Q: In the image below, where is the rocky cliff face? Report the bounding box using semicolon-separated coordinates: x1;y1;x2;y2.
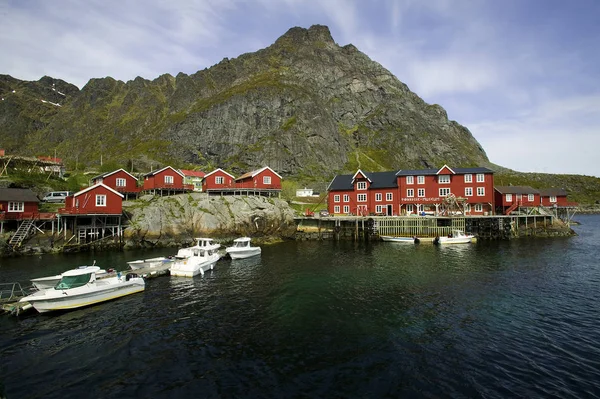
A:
1;25;489;180
123;193;297;247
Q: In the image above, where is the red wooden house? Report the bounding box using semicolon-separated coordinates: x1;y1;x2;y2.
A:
327;165;495;216
235;167;282;191
202;168;236;193
60;183;124;215
142;166;193;195
538;188;577;208
0;188;40;220
494;186;541;215
91;169;141;198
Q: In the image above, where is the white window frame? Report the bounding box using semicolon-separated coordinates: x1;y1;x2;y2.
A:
475;204;483;212
334;195;340;203
506;194;513;202
417;175;425;184
343;194;350;202
439;188;451;197
116;178;126;187
406;176;414;184
406;204;414;213
550;196;557;203
215;176;224;185
357;181;367;190
263;176;271;185
465;187;473;197
375;193;382;202
334;205;340;214
476;173;485;183
418;188;425;198
528;194;534;202
357;194;367;202
464;174;472;183
8;202;24;212
386;192;393;201
375;205;383;213
96;195;106;207
465;204;471;212
343;205;350;214
438;175;450;184
407;189;414;197
477;187;485;196
164;175;174;184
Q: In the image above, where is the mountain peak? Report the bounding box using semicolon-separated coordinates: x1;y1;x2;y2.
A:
276;24;336;47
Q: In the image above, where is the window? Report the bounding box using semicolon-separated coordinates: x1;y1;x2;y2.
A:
215;176;224;185
375;193;382;201
261;176;271;185
465;187;473;197
464;174;472;183
375;205;383;213
116;178;126;187
406;204;414;213
438;175;450;184
8;202;24;212
439;188;451;197
357;194;367;202
476;173;485;182
343;205;350;214
96;195;106;206
343;194;349;202
357;181;367;190
550;196;557;203
417;175;425;184
477;187;485;196
418;188;425;197
475;204;483;212
407;189;414;197
528;194;534;202
334;205;340;214
465;204;471;212
164;175;174;184
406;176;414;184
506;194;513;202
334;195;340;203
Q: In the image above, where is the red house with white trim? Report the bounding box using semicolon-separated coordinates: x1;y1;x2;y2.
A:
494;186;541;215
235;166;282;191
91;169;141;198
202;168;236;193
0;188;40;220
60;183;124;215
538;188;576;207
327;165;496;216
142;166;193;194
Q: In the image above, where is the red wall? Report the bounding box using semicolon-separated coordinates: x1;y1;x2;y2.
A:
0;200;39;218
64;186;122;214
143;168;184;190
95;170;139;193
203;170;235;191
236;169;281;189
540;195;568;207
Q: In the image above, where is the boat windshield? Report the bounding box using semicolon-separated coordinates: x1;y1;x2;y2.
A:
234;241;248;248
54;273;92;290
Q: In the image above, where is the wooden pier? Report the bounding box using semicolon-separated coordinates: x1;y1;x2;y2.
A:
295;214;561;241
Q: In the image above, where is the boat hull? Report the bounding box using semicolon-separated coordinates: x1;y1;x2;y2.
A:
23;277;145;313
226;248;262;259
128;257;172;270
169;256;220;277
380;236;419;244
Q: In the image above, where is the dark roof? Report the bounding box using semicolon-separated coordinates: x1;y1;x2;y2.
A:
0;188;40;202
538;188;567;197
494;186;540;194
328;171;399;191
396;167;494;176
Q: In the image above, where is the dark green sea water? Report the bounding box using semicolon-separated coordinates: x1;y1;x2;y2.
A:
1;215;599;398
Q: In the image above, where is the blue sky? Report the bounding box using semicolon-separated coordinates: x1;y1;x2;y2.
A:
2;0;599;177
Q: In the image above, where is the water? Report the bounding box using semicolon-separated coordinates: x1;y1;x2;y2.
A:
1;216;600;398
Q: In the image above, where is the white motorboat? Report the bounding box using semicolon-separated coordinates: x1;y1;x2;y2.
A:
30;264;111;290
380;235;421;244
127;256;173;270
225;237;262;259
20;266;145;313
170;238;222;277
433;230;475;245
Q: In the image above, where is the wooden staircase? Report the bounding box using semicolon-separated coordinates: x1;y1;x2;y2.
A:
504;201;520;215
9;219;35;247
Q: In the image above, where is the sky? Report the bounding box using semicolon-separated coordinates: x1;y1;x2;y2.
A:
1;0;599;177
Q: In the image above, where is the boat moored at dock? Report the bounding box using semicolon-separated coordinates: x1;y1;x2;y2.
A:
225;237;262;259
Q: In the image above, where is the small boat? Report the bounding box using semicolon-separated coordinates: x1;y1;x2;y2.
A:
433;230;475;245
226;237;262;259
30;264;111;290
20;266;145;313
169;238;222;277
380;235;421;244
127;256;173;270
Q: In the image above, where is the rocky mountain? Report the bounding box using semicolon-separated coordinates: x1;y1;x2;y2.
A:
2;25;490;180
